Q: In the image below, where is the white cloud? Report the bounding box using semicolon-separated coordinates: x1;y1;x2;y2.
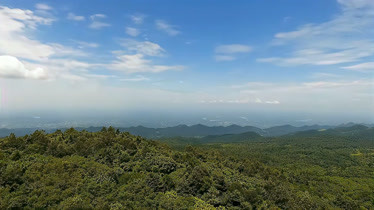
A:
67;12;85;21
234;80;373;92
120;75;150;82
72;40;99;48
302;80;372;88
90;14;106;20
231;82;275;89
20;58;100;81
120;39;165;56
259;0;374;66
0;6;55;61
89;14;110;29
215;55;236;61
230;80;373;112
155;20;180;36
342;62;374;72
265;100;280;104
130;14;145;24
311;72;341;79
0;6;54;27
49;43;89;57
0;55;47;79
89;21;110;29
0;6;105;81
109;53;183;73
199;98;280;105
81;73;116;80
214;44;252;62
125;27;140;37
215;44;252;54
197;79;370;115
109;39;183;73
35;3;52;11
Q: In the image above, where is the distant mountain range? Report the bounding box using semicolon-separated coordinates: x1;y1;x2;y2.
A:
288;124;374;140
162;124;374;144
1;122;372;138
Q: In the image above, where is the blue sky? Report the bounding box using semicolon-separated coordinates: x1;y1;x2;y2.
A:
0;0;373;125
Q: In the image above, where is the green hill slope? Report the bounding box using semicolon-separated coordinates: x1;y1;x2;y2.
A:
200;131;262;143
289;125;374;141
0;127;373;209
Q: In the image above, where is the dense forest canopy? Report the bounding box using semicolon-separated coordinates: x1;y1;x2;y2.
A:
0;126;373;209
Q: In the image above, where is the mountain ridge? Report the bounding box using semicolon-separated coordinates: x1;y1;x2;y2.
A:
0;123;371;138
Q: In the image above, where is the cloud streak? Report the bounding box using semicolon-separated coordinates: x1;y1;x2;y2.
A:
125;27;140;37
342;62;374;72
89;13;110;29
109;53;184;73
258;0;374;67
215;44;252;62
67;12;85;21
120;75;150;82
35;3;52;11
155;20;180;36
119;39;165;56
215;44;252;54
130;14;145;24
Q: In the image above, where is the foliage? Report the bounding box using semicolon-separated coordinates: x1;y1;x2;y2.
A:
0;127;373;209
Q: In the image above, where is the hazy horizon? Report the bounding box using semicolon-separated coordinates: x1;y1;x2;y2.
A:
1;109;373;129
0;0;373;127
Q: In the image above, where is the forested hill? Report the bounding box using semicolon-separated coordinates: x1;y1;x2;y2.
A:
0;124;264;138
1;127;373;209
1;123;368;138
288;124;374;140
160;124;374;145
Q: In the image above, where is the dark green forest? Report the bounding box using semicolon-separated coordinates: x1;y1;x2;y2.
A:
0;126;373;209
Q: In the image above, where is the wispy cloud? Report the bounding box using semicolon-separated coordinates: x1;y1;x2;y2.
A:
35;3;52;10
215;55;236;61
215;44;252;54
302;80;372;88
311;72;341;79
90;14;106;20
130;14;145;24
67;12;85;21
125;27;140;37
258;0;374;66
108;39;184;73
71;40;99;48
119;39;165;56
265;100;280;104
109;53;184;73
223;79;374;112
233;80;373;91
0;6;105;81
199;98;280;105
0;6;55;61
155;20;180;36
89;21;110;29
214;44;252;62
120;75;150;82
89;13;110;29
342;62;374;72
